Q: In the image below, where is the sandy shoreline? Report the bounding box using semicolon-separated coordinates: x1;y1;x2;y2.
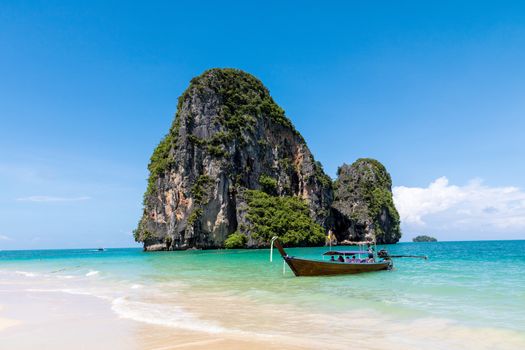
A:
0;305;20;332
0;285;300;350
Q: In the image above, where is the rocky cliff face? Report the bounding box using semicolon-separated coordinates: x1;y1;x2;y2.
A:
134;68;333;250
331;159;401;244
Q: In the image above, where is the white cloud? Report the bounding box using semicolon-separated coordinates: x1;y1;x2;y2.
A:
16;196;91;202
0;234;12;241
393;177;525;234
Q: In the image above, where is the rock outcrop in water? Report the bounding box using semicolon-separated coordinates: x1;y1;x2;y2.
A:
134;69;403;250
134;68;333;250
331;159;401;244
412;235;437;242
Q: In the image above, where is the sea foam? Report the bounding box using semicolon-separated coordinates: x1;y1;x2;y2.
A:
15;271;37;278
111;297;227;334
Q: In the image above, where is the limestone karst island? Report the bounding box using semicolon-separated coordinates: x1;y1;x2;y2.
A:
134;69;401;251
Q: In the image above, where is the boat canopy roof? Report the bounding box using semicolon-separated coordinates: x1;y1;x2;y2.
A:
323;251;369;256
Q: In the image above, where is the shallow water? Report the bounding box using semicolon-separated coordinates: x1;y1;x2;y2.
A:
1;241;524;349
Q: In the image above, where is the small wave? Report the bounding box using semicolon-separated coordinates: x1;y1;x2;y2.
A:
15;271;37;277
57;275;75;279
111;297;227;334
26;288;93;296
85;270;99;277
24;287;113;302
130;284;143;289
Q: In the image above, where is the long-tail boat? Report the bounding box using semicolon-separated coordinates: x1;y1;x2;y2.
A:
270;237;393;277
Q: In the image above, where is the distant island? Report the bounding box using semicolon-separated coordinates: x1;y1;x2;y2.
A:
412;235;437;242
134;68;402;250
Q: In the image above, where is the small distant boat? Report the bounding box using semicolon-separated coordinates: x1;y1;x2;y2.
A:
270;237;392;277
96;248;105;252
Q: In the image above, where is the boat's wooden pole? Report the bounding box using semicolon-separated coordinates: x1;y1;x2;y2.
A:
270;236;288;258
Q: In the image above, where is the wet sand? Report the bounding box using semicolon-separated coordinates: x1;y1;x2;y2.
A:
0;287;300;350
0;305;20;332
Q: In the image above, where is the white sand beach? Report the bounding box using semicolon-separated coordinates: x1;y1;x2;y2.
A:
0;305;20;332
0;281;298;350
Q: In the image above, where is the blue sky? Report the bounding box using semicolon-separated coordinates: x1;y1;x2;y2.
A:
1;1;524;249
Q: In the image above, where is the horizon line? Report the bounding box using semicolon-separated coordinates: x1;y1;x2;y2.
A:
1;238;524;252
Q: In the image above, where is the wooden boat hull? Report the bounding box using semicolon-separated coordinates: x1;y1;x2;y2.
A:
270;237;392;277
284;257;391;276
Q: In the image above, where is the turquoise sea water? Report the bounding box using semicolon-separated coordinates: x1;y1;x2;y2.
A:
1;240;524;349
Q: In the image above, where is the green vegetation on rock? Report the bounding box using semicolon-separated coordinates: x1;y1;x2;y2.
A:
314;160;332;188
188;134;229;158
207;144;228;157
144;117;181;198
224;231;247;248
133;217;154;243
244;190;325;246
258;174;278;195
188;134;206;146
187;175;213;227
367;187;401;237
146;134;173;196
191;175;213;205
187;208;203;226
188;68;301;145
